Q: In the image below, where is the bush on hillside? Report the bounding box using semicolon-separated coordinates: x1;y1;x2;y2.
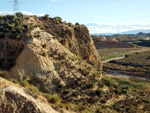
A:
15;12;24;18
68;22;73;27
53;17;62;24
75;22;80;25
43;14;49;20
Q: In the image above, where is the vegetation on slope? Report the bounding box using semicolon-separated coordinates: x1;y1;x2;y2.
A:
0;13;150;113
8;75;150;113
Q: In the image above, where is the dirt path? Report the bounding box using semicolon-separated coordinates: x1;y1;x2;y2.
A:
102;57;125;63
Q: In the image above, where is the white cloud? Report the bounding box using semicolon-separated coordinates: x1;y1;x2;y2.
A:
0;11;45;16
51;0;58;2
86;22;150;33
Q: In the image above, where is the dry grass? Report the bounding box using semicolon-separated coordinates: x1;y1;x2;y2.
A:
98;47;150;61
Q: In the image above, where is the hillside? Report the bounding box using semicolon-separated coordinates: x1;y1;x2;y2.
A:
0;13;150;113
121;29;150;34
37;16;102;67
0;77;59;113
0;13;104;112
92;36;137;48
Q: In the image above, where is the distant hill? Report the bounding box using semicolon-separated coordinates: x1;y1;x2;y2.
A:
91;29;150;35
121;29;150;34
91;33;115;36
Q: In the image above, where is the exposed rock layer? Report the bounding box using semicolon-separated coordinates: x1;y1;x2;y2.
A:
40;18;102;68
0;77;58;113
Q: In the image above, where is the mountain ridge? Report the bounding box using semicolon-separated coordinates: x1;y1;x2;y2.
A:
91;29;150;35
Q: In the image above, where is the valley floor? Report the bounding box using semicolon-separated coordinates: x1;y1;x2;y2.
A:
101;47;150;79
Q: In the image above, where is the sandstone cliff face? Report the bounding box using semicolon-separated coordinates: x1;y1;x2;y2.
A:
10;28;68;93
9;28;100;94
73;26;102;68
39;18;102;68
0;77;58;113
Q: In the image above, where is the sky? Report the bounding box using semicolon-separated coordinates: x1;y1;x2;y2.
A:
0;0;150;33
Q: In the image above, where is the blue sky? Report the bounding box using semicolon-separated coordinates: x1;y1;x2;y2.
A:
0;0;150;33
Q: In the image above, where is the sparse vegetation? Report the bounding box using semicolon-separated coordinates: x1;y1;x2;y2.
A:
104;51;150;77
0;13;33;40
1;14;150;113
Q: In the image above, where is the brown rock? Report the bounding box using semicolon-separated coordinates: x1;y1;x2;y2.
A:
0;85;58;113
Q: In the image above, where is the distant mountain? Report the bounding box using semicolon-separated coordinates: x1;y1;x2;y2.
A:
120;29;150;34
91;33;115;36
91;29;150;36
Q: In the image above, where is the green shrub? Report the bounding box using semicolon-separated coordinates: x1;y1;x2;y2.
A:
121;89;128;94
21;80;39;93
63;89;70;95
0;26;3;31
87;66;92;71
21;80;30;87
24;24;31;31
75;22;80;25
55;20;60;24
40;27;45;31
143;99;150;103
98;82;104;88
10;79;19;84
3;28;9;33
101;78;113;87
16;34;21;39
54;17;62;21
114;89;121;94
43;14;49;20
26;33;31;39
96;89;104;96
68;22;73;27
96;107;103;113
85;83;94;89
49;95;61;104
112;104;117;109
42;43;47;48
16;26;23;33
28;85;39;93
42;52;47;57
15;12;24;18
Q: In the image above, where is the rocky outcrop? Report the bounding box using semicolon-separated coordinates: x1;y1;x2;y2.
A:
0;77;58;113
9;28;100;94
0;86;58;113
10;28;69;93
40;18;102;68
74;26;102;67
